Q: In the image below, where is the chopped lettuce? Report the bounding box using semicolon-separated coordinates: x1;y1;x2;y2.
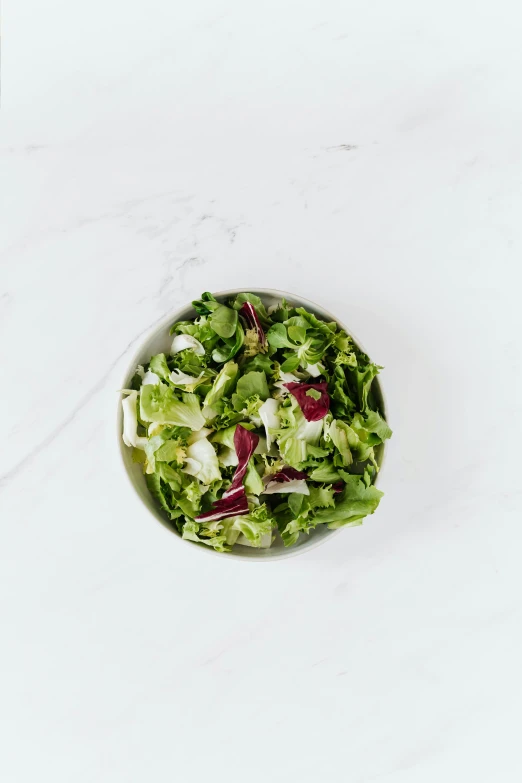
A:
142;370;161;386
284;381;330;421
222;503;274;547
313;475;383;528
171;334;205;356
140;384;206;431
183;438;221;485
235;371;270;402
212;323;244;363
309;462;341;482
259;398;280;449
262;478;309;495
121;292;391;551
122;391;148;449
155;439;187;464
231;292;270;323
244;460;264;495
203;361;239;418
169;368;207;390
149;353;171;382
209;304;238;339
327;419;355;467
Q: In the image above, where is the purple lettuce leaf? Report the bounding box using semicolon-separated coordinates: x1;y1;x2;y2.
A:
240;302;267;347
284;381;330;422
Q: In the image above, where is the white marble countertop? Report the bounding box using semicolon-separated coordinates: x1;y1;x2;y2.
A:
2;2;522;781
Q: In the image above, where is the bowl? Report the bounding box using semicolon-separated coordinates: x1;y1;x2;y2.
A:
117;289;387;560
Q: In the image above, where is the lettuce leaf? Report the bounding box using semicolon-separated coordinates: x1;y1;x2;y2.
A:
313;475;383;528
284;381;330;422
231;292;270;323
140;384;206;431
242;353;274;375
171;334;205;356
149;353;172;383
244;459;264;495
353;410;393;443
266;322;293;349
121;391;148;449
212;323;244;363
191;291;219;316
223;425;260;498
349;361;382;412
327;419;355;467
194;490;249;523
276;398;323;458
203;361;238;415
146;471;174;518
235;371;269;402
209;304;238;339
171;314;220;357
258;398;280;449
154;439;187;464
309;462;341;482
184;438;221;485
231;504;274;546
182;520;228;551
239;302;267;350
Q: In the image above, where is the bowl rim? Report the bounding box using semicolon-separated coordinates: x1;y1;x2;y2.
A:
116;288;388;561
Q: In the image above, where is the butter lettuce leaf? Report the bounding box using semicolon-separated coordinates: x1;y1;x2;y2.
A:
140;384;206;431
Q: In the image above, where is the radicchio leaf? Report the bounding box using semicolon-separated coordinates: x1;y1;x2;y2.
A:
195;425;259;522
194;490;249;522
284;382;330;422
332;481;345;494
262;479;310;495
261;465;309;495
223;425;260;498
269;466;308;483
240;302;267;347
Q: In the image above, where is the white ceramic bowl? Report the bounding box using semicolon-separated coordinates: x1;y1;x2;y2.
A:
117;289;387;560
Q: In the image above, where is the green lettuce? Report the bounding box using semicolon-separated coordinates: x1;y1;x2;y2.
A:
122;292;392;552
191;291;219;316
353;410;393;443
146;471;174;518
225;503;274;546
274;482;338;546
149;353;171;382
328;419;355;467
244;460;264;495
182;519;228;551
203;361;238;416
140;384;206;431
349;361;382;412
184;438;222;485
313;475;383;528
212;323;244;363
309;462;341;482
235;371;269;401
209;304;238;339
276;398;323;466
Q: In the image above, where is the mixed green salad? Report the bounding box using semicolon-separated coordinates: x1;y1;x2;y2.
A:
121;292;392;551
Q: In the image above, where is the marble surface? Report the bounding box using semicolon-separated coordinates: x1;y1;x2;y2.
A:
2;2;522;781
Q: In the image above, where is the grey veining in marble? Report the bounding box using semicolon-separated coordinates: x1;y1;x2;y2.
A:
1;1;522;781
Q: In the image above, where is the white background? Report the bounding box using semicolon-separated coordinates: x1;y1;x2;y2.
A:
1;2;521;781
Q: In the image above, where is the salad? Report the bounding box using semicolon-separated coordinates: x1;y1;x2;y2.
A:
121;292;392;551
